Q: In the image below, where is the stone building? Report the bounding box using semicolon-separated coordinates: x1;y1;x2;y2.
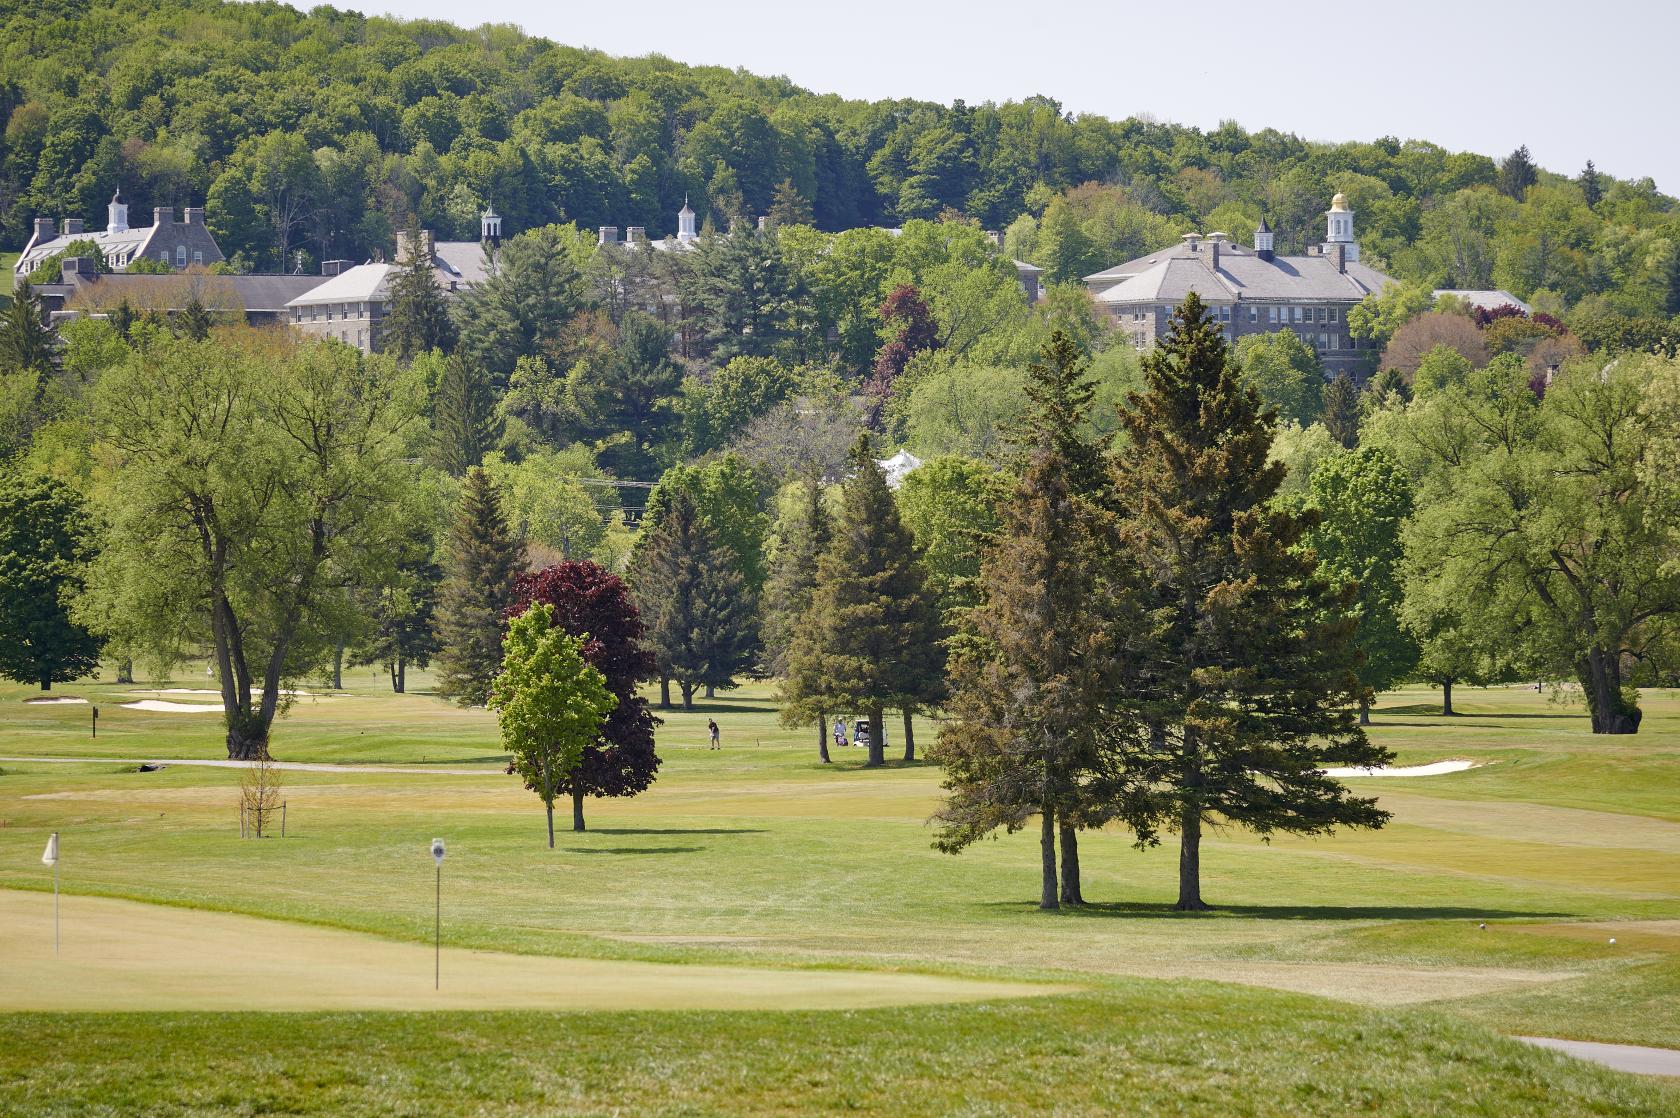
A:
1085;194;1395;376
284;207;501;352
14;191;225;278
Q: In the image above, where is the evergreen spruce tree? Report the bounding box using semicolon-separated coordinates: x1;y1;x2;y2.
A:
1322;371;1360;448
1580;160;1604;208
383;218;457;361
630;490;754;709
433;467;524;705
788;435;944;766
933;329;1127;908
1498;145;1539;200
176;295;212;342
768;473;835;762
0;285;55;374
1112;292;1393;910
430;354;503;477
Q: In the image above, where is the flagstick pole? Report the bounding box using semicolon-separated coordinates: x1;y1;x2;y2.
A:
434;861;440;990
53;857;59;957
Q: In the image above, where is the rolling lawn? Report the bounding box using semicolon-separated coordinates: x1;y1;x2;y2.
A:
0;668;1676;1114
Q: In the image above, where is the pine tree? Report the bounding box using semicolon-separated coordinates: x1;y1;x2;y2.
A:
787;435;944;766
383;217;457;361
0;285;55;374
1111;292;1393;910
1580;160;1604;208
768;473;835;762
767;178;814;228
1498;145;1538;200
684;225;793;363
1322;371;1360;448
430;354;503;477
176;295;212;342
933;329;1126;908
630;490;755;709
433;467;524;705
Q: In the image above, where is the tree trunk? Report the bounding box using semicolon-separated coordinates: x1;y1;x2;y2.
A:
226;720;270;762
116;659;134;685
1441;678;1454;716
1358;693;1371;725
545;800;555;849
901;709;915;762
393;657;406;694
40;679;50;691
817;718;830;764
1059;823;1083;905
332;643;344;690
705;683;715;699
865;707;884;767
1578;648;1641;734
1176;801;1207;911
659;677;671;709
571;787;586;832
1039;805;1059;911
680;681;695;710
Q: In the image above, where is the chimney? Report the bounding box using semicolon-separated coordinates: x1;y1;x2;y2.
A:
1331;243;1347;273
61;217;84;236
1181;232;1202;253
61;256;95;279
984;229;1004;247
153;206;175;226
758;215;770;231
626;226;646;243
420;230;433;258
394;230;410;262
32;217;55;243
598;225;620;245
183;206;204;225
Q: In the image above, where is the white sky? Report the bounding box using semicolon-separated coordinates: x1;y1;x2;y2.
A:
362;0;1676;196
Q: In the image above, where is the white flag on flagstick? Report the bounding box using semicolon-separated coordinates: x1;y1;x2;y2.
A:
41;832;58;866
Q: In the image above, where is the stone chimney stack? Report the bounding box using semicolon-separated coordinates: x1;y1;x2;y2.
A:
1181;232;1202;253
32;217;55;243
394;230;410;262
598;225;620;246
757;215;769;231
420;230;433;258
626;226;646;243
1205;232;1227;272
183;206;204;225
61;217;84;236
153;206;175;226
1331;243;1347;273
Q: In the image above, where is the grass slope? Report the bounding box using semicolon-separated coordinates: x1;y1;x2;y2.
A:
1;668;1677;1112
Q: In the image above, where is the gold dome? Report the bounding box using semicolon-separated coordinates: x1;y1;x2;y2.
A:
1330;192;1350;211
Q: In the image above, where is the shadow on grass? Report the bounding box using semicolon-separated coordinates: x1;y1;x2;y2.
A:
588;827;766;836
568;845;704;856
984;900;1580;922
651;702;779;715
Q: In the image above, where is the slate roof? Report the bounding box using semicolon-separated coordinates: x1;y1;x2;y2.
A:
1093;242;1394;306
432;241;491;286
1435;289;1532;314
285;264;393;306
17;228;154;275
63;272;331;313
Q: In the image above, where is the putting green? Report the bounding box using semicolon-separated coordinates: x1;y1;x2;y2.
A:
0;889;1069;1012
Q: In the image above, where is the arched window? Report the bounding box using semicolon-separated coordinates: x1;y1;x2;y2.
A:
176;245;187;267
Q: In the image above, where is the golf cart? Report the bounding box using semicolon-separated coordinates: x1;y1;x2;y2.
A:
852;718;887;750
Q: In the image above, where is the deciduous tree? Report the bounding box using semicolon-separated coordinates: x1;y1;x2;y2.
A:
0;473;102;690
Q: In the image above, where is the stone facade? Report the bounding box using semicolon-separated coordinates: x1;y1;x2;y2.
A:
15;194;225;278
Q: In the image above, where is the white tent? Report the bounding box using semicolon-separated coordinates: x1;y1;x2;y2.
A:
875;449;923;489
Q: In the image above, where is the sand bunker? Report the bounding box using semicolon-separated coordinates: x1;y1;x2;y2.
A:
121;700;225;714
129;688;319;697
23;697;89;705
1323;760;1479;778
0;890;1066;1013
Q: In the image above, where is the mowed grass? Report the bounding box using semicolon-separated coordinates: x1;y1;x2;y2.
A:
1;668;1678;1113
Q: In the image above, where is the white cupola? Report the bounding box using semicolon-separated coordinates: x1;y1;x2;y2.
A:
480;203;501;245
1253;215;1274;261
108;188;129;233
1323;192;1359;261
677;197;697;243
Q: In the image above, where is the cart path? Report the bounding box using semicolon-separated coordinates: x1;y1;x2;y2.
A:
0;755;504;776
1518;1036;1680;1077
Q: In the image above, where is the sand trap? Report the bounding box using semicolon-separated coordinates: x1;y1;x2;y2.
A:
121;700;225;714
1;755;501;776
0;890;1066;1013
23;697;88;705
1323;760;1479;778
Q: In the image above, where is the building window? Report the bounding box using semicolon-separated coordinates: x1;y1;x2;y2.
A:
1318;332;1328;350
1267;306;1277;325
1292;306;1303;323
193;251;203;266
1330;334;1340;350
1248;305;1257;322
176;245;186;267
1329;307;1339;323
357;330;365;348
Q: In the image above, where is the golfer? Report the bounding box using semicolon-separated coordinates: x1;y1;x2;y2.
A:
708;719;720;750
833;718;848;749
